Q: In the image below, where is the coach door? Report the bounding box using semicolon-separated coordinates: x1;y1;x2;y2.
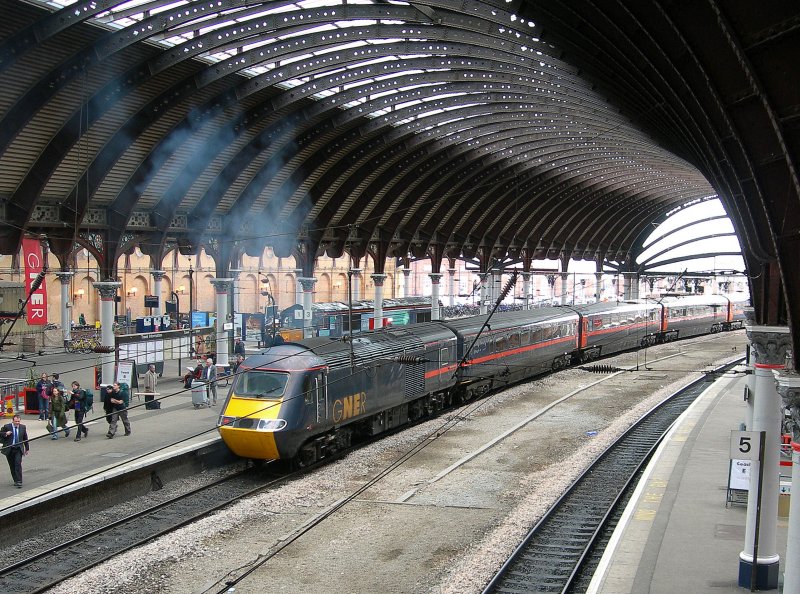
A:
315;371;327;423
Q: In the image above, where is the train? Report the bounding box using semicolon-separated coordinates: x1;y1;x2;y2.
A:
278;296;434;337
217;293;747;464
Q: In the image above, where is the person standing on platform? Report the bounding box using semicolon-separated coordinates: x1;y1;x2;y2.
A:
68;381;89;441
48;386;70;440
78;313;86;326
1;415;29;487
203;358;218;406
234;337;246;358
105;382;131;439
35;372;51;421
143;364;160;409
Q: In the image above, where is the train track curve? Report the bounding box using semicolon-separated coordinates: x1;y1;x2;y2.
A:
482;358;744;594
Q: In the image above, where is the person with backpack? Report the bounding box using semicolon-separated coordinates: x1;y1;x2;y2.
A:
105;382;131;439
68;381;90;441
34;372;51;421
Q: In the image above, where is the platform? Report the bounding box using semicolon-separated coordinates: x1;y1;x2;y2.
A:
0;349;235;518
588;365;789;593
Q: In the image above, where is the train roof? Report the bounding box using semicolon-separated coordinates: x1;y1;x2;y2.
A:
282;296;432;315
441;307;579;335
247;324;452;370
571;301;660;315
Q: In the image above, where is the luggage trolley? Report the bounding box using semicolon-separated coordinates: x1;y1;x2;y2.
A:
190;379;210;409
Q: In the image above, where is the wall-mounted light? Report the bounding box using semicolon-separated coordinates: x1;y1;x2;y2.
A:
177;285;185;294
73;288;85;300
127;287;138;297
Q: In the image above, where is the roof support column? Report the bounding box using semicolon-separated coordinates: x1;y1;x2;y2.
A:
595;272;603;302
401;267;412;298
775;369;800;594
299;277;317;338
739;326;792;589
93;281;120;385
447;268;457;307
150;270;166;316
560;272;569;306
54;271;74;345
210;278;234;367
350;268;362;301
371;274;386;330
429;273;442;321
521;272;531;310
478;273;490;315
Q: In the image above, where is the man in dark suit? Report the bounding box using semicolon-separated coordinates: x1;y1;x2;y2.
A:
1;415;30;487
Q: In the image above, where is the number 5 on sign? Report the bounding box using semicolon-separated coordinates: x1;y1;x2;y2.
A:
730;430;762;461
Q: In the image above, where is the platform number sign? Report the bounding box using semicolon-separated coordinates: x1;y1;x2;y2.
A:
730;430;762;461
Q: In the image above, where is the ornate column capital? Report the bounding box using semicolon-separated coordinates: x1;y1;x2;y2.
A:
428;273;442;284
478;272;490;282
370;273;387;287
54;271;74;284
93;281;121;300
298;277;317;292
350;268;362;277
150;270;166;281
402;268;411;277
210;278;234;293
746;325;792;367
447;268;457;275
520;271;531;280
774;369;800;409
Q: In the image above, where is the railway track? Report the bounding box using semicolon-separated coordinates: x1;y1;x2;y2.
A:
0;466;285;594
483;358;743;594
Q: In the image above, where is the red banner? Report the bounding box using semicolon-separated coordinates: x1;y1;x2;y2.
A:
22;238;47;325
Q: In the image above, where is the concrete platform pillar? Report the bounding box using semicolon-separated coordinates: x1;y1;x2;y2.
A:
521;272;531;310
54;271;74;344
429;273;442;320
371;274;386;329
739;325;791;589
93;281;120;385
210;278;233;367
774;368;800;593
298;277;317;338
150;270;166;316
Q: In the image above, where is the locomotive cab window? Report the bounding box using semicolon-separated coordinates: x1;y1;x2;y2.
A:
440;348;448;367
233;371;289;399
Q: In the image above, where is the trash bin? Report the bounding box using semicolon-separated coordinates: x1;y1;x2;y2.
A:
190;380;209;409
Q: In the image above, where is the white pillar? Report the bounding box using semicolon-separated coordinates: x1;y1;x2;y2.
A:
93;281;120;385
371;274;386;329
350;268;362;301
150;270;166;316
54;271;74;344
447;268;456;307
479;273;490;315
521;272;532;310
739;326;791;589
560;272;569;306
294;269;303;306
210;278;234;367
299;277;317;338
595;272;603;302
429;273;442;320
774;369;800;593
402;268;411;298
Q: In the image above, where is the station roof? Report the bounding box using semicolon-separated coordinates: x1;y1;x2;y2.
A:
0;1;798;343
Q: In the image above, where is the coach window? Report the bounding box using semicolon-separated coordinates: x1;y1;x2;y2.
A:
304;376;314;405
440;347;448;367
509;332;520;349
520;330;530;345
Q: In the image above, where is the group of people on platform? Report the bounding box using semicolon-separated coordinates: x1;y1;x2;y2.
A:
3;340;251;488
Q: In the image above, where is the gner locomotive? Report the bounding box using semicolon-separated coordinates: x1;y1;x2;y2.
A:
217;294;746;464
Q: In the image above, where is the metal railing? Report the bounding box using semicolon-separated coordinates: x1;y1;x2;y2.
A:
0;378;27;415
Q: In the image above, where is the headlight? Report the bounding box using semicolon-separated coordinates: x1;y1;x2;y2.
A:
257;418;287;431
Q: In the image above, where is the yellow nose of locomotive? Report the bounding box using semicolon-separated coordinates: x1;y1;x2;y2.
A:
217;397;286;460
